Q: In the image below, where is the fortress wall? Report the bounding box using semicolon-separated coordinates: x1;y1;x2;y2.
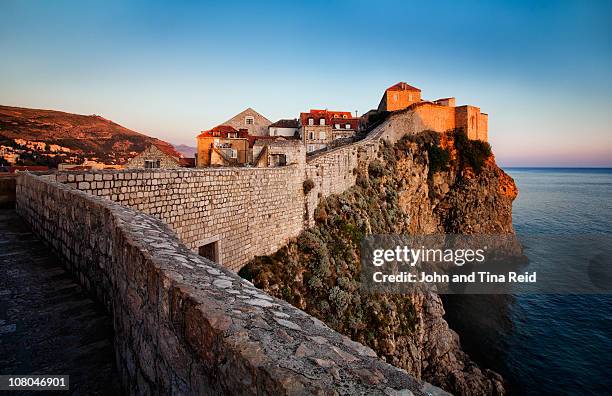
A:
455;106;488;141
16;172;439;395
302;103;458;225
378;103;457;143
477;113;488;142
49;166;304;272
37;105;484;271
304;134;381;226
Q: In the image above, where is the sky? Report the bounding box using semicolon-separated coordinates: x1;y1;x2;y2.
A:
1;0;611;167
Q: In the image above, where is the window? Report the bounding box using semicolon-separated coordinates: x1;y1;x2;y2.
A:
230;149;237;159
319;118;325;125
320;131;326;140
307;145;315;152
345;123;351;129
393;93;398;101
408;94;413;101
228;132;237;138
335;123;340;129
308;118;314;126
309;131;314;140
245;116;254;125
270;154;287;166
144;159;160;169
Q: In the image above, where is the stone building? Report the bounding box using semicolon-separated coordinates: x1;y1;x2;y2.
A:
124;143;183;169
300;109;359;153
377;82;422;112
375;82;488;142
252;137;305;168
221;108;271;137
268;119;299;137
196;125;250;167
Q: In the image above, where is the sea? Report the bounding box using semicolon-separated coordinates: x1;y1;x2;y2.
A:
443;168;612;395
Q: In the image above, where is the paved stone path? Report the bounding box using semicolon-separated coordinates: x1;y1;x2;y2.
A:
0;209;120;395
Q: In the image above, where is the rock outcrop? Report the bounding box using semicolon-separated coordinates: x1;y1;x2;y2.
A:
241;130;517;395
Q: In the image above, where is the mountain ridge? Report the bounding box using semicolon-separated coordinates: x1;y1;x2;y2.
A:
0;105;178;165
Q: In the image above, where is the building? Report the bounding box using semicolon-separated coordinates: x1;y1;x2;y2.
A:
330;116;359;140
377;82;422;112
300;109;359;153
268;119;299;137
124;143;183;169
433;97;456;107
0;146;19;164
221;108;271;137
252;137;305;168
374;82;488;142
196;125;250;167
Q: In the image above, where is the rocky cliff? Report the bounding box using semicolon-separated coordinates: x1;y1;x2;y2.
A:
240;130;518;396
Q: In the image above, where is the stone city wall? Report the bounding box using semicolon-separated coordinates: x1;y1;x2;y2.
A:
38;107;474;270
302;105;452;224
15;172;445;396
47;166;305;272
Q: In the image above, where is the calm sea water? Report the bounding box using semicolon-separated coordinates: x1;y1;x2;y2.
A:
444;168;612;395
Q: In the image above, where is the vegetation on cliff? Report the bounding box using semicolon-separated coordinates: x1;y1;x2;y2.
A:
240;130;515;395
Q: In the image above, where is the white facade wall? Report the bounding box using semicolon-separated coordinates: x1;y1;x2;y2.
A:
269;127;298;137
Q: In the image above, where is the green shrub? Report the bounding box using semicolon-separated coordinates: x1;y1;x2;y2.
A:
454;130;491;172
368;160;385;178
237;265;254;281
427;144;451;177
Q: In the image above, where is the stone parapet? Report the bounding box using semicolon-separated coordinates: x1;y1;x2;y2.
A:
15;173;447;395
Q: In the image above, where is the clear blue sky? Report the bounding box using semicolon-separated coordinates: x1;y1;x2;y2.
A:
1;0;611;166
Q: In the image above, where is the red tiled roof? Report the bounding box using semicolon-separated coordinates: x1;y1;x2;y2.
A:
197;125;249;139
300;109;355;126
386;82;421;92
331;117;359;130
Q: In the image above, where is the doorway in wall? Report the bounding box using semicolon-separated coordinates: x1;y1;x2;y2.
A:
198;241;219;263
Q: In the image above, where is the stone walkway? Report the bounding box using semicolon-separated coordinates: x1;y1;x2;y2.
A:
0;209;120;395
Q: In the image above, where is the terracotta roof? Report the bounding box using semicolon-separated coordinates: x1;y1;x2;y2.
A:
331;118;359;130
386;82;421;92
269;119;299;128
197;125;249;139
300;109;354;126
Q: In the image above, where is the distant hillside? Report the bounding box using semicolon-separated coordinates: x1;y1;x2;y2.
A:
173;144;197;158
0;105;179;164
